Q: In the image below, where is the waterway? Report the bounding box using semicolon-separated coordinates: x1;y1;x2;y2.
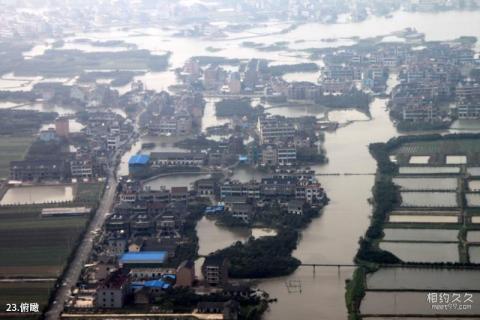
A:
94;10;480;318
4;9;480;319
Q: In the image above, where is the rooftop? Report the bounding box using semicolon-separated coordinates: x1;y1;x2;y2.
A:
128;154;150;165
120;251;168;265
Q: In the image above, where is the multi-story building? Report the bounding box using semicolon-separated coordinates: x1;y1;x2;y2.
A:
228;72;242;94
70;154;94;178
95;271;129;309
258;116;296;144
202;256;229;286
277;147;297;166
402;102;439;122
107;135;120;151
55;117;70;138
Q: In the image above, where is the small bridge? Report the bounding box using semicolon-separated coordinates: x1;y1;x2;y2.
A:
299;263;357;275
315;173;375;176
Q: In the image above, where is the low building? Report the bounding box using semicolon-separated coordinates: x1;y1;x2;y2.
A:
10;160;67;181
70;155;94;178
197;300;239;320
150;152;206;167
128;155;150;175
195;179;217;196
119;251;168;268
287;200;304;215
175;260;195;287
230;203;254;222
39;128;58;142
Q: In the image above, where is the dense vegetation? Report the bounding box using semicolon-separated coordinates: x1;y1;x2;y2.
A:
167;203;206;268
215;98;253;117
267;62;319;76
78;70;141;87
14;49;170;77
214;202;327;277
151;287;270;320
210;229;301;278
315;88;371;110
0;110;58;135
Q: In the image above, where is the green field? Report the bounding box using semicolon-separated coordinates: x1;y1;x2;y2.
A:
0;281;54;319
0;182;104;277
0;212;87;277
0;135;34;179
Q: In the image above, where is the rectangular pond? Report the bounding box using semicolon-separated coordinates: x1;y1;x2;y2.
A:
468;180;480;191
399;166;460;175
467;231;480;243
389;215;458;223
361;291;480;316
446;155;467;164
0;185;74;205
383;228;458;242
409;156;430;164
366;267;480;291
468;167;480;176
469;246;480;264
466;193;480;207
393;177;458;191
379;242;459;263
400;191;457;208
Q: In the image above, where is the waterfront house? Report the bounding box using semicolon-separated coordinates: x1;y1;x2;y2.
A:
202;256;229;287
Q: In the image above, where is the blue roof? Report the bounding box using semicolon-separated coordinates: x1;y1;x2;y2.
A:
128;154;150;165
143;279;172;289
120;251;167;264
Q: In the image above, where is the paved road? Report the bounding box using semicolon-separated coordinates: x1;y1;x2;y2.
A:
45;170;118;320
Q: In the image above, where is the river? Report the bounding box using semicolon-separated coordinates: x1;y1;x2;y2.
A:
4;8;480;319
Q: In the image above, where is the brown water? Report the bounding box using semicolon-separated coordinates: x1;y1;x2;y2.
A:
7;9;480;319
0;185;74;205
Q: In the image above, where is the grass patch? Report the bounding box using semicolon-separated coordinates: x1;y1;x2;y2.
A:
0;134;34;179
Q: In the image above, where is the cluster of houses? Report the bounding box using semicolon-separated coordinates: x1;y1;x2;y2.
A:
141;89;205;137
10;111;132;182
388;40;480;124
216;169;327;223
67;176;247;319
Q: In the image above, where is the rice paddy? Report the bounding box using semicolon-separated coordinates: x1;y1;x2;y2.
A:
392;177;458;191
467;231;480;243
398;166;460;175
400;191;457;207
466;193;480;207
361;291;480;316
388;214;458;223
408;156;430;164
468;180;480;191
446;155;467;164
469;246;480;263
382;228;458;242
366;267;480;290
379;242;459;263
468;167;480;176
